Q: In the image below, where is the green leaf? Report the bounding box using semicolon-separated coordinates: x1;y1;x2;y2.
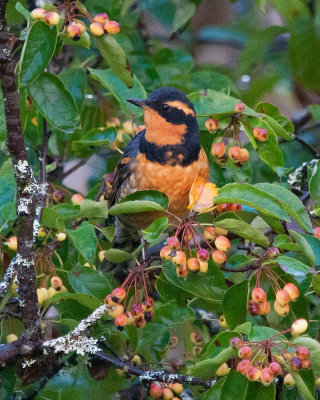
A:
256;102;294;140
241;117;284;169
223;280;248;329
172;0;195;33
312;275;320;294
273;235;301;252
66;222;97;263
1;203;16;221
289;230;314;266
59;68;87;112
68;267;112;301
216;183;289;221
79;199;108;219
20;21;57;86
94;36;133;88
201;330;242;359
246;381;276;400
71;128;116;154
163;263;226;303
290;370;315;400
15;2;30;19
309;160;320;201
0;88;6;141
28;72;80;133
309;104;320;121
220;370;249;400
59;31;91;49
142;217;168;243
277;255;311;279
51;292;102;310
0;174;16;225
293;336;320;376
187;347;237;380
255;183;313;233
214;218;269;247
41;208;64;230
89;68;146;117
188;89;259;119
300;234;320;265
109;190;169;215
104;249;133;263
202;377;226;400
249;326;282;341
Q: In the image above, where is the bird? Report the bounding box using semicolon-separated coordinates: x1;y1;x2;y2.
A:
107;86;209;258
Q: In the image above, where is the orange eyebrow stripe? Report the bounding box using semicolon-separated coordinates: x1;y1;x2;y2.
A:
165;101;195;116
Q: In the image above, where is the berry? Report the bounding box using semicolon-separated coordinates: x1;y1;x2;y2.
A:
190;332;203;345
105;294;119;307
176;265;189;277
168;236;180;250
131;355;142;367
122;120;135;134
203;227;216;241
283;352;294;361
211;142;225;158
115;313;127;327
150;382;163;399
93;13;109;24
56;232;66;241
228;146;241;161
301;359;311;369
296;346;310;360
259;301;271;315
283;283;299;302
269;361;282;375
265;247;280;259
108;304;124;318
260;367;274;386
234;102;245;113
104;20;120;34
73;19;86;34
160;246;172;260
50;276;62;289
99;250;106;262
7;236;17;251
237;359;252;375
197;248;210;261
252;287;267;303
162;388;174;400
276;289;290;306
37;287;49;306
71;193;84;205
314;227;320;239
284;373;295;388
48;287;56;298
53;190;65;203
135;315;146;329
6;334;18;343
143;297;154;312
238;148;249;164
199;260;208;273
215;227;228;236
230;337;243;349
216;203;230;213
37;228;46;238
90;22;104;36
45;12;60;26
172;251;186;266
215;236;230;252
291;318;308;336
246;366;260;381
67;23;82;40
216;362;230;376
290;357;302;370
230;203;241;213
253;127;268;142
31;7;46;19
125;312;135;325
187;257;200;272
219;315;228;328
273;300;289;317
131;303;143;318
169;382;183;395
238;346;252;359
60;285;67;292
248;299;260;316
112;287;126;301
205;118;219;133
212;250;227;265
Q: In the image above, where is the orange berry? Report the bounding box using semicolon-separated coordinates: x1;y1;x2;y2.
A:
215;227;228;236
160;245;172;260
276;289;290;306
216;203;231;214
162;388;174;400
230;337;243;349
296;346;310;360
301;359;311;369
187;257;200;272
125;311;135;325
238;346;252;359
269;361;282;375
260;367;274;386
168;382;183;395
248;299;260;316
67;23;82;40
45;12;60;26
112;287;126;301
108;304;124;318
215;236;230;252
176;265;189;277
203;227;216;241
172;251;186;266
283;283;299;302
150;382;163;399
284;373;295;387
291;318;308;336
31;7;46;19
104;294;117;307
246;366;260;381
71;193;84;205
7;236;17;251
237;359;252;375
93;13;109;24
234;102;245;113
259;301;271;315
168;236;180;250
104;20;120;34
205;118;219;133
212;250;227;264
274;300;289;316
228;146;241;161
143;298;154;312
90;22;104;36
265;247;280;259
73;19;86;34
211;142;225;158
253;127;268;142
230;203;241;213
238;148;249;163
314;227;320;239
115;313;127;327
50;276;62;289
252;287;267;303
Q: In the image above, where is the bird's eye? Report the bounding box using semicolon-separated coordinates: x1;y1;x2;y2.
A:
162;104;169;112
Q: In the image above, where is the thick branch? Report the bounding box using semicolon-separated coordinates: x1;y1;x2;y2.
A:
0;2;42;352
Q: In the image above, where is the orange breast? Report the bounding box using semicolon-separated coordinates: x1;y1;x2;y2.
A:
118;148;209;229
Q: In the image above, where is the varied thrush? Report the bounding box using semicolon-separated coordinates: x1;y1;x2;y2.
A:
108;86;209;254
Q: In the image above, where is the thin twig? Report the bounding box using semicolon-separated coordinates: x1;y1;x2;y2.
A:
62;157;89;179
95;175;108;202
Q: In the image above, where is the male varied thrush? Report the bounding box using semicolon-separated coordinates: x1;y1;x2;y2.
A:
108;86;209;256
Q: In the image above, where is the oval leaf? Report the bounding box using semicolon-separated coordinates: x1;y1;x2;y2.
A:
223;280;248;329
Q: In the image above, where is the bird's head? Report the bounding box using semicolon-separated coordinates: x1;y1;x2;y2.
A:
127;87;198;146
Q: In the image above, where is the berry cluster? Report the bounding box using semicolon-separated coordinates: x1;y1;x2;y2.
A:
249;264;299;317
211;142;249;167
150;382;183;400
30;7;120;40
160;226;231;277
37;275;67;306
104;284;155;329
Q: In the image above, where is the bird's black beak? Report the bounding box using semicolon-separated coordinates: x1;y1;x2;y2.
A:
126;98;146;108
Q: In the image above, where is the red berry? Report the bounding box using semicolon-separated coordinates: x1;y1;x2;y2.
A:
45;11;60;25
276;289;290;306
104;20;120;34
296;346;310;360
197;248;210;261
31;7;46;19
112;287;126;301
134;316;146;328
71;193;84;204
253;127;268;142
237;359;252;375
187;257;200;272
131;303;143;318
228;146;241;161
115;313;127;327
284;373;295;387
203;227;216;241
265;247;280;259
238;346;252;359
252;287;267;303
246;366;260;381
51;276;62;289
283;283;299;302
172;251;186;266
205;118;219;133
230;203;241;213
211;142;225;158
234;102;245;113
314;227;320;239
269;361;282;375
67;23;82;40
150;382;163;399
238;148;249;164
176;265;189;277
301;359;311;369
212;250;227;265
260;367;274;386
215;236;230;252
248;299;260;316
168;236;180;250
93;13;109;24
160;245;172;260
230;337;243;349
168;382;183;395
53;190;65;203
259;301;270;315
